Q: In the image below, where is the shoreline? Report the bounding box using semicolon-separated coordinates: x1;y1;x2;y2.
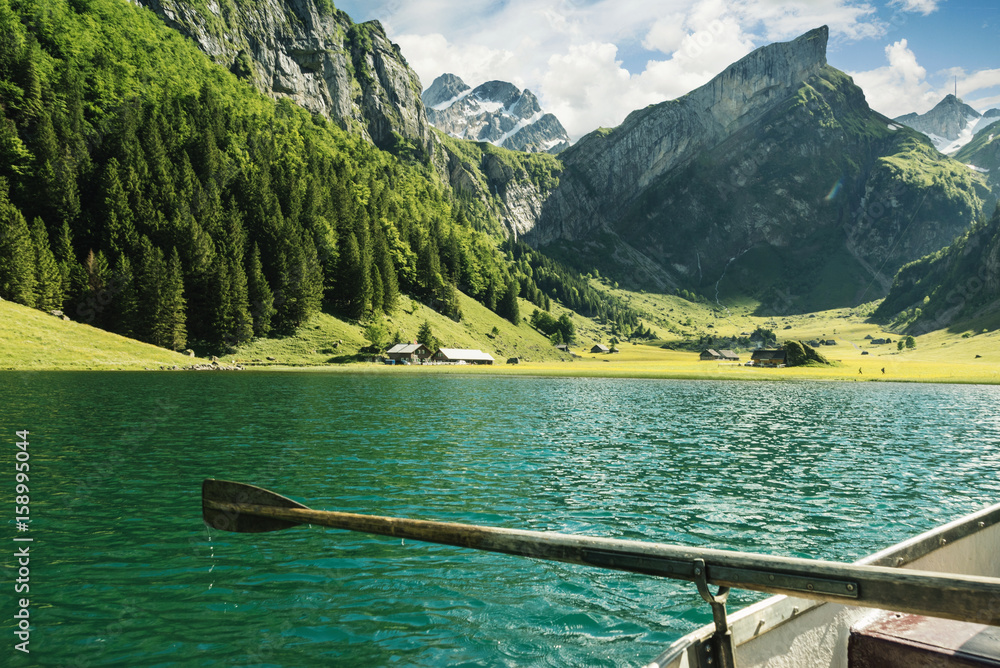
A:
4;357;999;386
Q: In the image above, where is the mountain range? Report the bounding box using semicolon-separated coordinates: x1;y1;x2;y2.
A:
422;74;570;154
2;0;999;351
130;3;995;313
522;27;993;312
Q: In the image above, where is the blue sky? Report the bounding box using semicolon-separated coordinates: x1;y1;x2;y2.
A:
336;0;1000;140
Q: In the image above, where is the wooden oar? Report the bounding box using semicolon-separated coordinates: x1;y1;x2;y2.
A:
201;479;1000;625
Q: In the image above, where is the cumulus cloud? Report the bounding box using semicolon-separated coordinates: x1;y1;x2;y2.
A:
541;43;656;135
849;39;939;116
956;68;1000;97
393;33;524;91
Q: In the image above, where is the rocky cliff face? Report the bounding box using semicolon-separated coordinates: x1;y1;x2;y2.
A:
895;95;990;154
139;0;553;240
137;0;431;154
423;74;570;154
531;26;830;247
526;26;991;310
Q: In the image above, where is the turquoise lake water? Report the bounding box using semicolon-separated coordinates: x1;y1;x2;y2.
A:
2;372;999;666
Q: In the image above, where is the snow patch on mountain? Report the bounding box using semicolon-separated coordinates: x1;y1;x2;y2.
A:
430;89;472;111
422;74;570;154
937;114;983;154
895;95;1000;155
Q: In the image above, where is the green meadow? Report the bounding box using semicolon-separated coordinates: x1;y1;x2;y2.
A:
5;289;998;385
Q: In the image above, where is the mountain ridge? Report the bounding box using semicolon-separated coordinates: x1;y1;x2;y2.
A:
522;26;992;312
894;94;998;154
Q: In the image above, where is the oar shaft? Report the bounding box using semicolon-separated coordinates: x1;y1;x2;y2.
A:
204;500;1000;625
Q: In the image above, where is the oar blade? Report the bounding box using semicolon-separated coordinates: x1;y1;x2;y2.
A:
202;479;310;533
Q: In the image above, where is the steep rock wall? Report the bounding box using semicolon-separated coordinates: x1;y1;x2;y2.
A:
530;26;829;245
137;0;431;154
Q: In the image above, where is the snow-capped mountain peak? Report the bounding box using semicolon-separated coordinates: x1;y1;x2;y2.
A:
894;94;995;154
422;74;570;154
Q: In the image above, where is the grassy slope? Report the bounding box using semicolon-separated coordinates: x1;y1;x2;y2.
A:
0;299;207;370
229;291;599;366
4;285;998;384
217;283;1000;384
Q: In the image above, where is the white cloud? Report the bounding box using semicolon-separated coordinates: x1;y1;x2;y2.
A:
851;42;1000;118
889;0;942;15
734;0;883;42
850;39;938;116
370;0;892;140
542;43;658;134
956;68;1000;97
642;14;688;54
393;33;524;91
969;93;1000;111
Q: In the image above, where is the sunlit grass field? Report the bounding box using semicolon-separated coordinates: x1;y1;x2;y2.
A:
0;299;206;370
4;288;999;385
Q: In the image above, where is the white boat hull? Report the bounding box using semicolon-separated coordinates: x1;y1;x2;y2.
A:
647;501;1000;668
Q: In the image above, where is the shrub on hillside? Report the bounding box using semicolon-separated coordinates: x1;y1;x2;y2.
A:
783;340;830;366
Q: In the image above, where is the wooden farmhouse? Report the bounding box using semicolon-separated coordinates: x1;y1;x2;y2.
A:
386;343;432;363
751;349;787;367
700;349;740;361
432;348;495;365
591;344;610;354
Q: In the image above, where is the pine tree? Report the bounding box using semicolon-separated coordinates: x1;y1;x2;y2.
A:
0;181;36;306
53;151;81;229
212;254;253;349
227;255;254;347
336;231;366;319
246;243;275;338
498;279;520;325
160;248;187;350
0;115;32;181
354;210;374;316
380;256;399;314
416;320;439;352
108;253;138;338
484;276;499;312
372;222;399;314
135;237;166;342
437;280;462;321
75;249;111;326
417;233;443;298
0;0;27;87
30;217;62;311
100;158;138;258
371;264;384;318
53;219;75;303
273;230;323;332
211;256;233;345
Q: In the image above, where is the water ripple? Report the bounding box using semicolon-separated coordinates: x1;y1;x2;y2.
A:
2;373;999;666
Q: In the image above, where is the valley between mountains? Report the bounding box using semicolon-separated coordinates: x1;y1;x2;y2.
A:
1;0;998;376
